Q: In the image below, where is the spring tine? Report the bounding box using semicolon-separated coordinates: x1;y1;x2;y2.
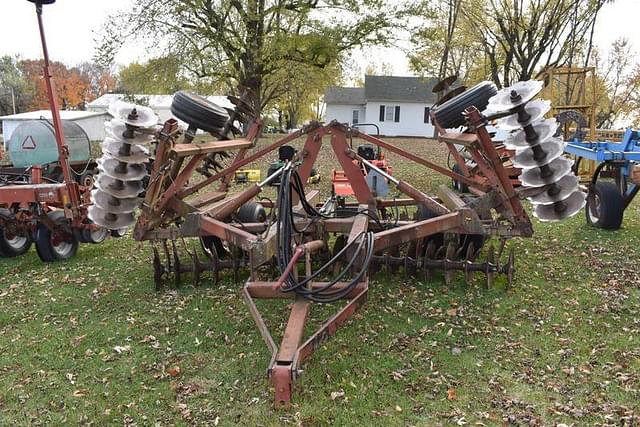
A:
485;244;496;289
506;248;516;289
152;244;164;291
172;240;181;287
162;239;172;274
444;241;457;285
464;242;476;285
497;238;506;260
191;246;201;287
231;247;240;284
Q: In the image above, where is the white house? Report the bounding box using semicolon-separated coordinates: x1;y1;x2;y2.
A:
0;110;110;143
87;93;234;125
324;75;439;137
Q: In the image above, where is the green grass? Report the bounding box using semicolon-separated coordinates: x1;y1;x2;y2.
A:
0;136;639;425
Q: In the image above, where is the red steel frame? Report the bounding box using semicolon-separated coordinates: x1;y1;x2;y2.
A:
134;109;532;407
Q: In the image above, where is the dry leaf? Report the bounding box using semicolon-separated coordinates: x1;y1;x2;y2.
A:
73;389;88;397
167;366;181;377
330;390;345;400
447;388;457;401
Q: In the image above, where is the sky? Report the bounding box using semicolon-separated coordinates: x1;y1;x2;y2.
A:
1;0;640;76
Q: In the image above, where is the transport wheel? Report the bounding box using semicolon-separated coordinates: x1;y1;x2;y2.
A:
0;228;32;257
432;81;498;129
35;211;79;262
585;181;624;230
170;91;229;133
237;201;267;223
451;163;469;193
82;225;109;244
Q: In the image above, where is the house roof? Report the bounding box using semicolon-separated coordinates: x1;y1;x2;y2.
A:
324;75;440;105
324;87;366;105
0;110;108;121
87;93;234;110
364;75;438;103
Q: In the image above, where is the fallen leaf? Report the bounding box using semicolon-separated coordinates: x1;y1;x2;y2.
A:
330;390;345;400
447;388;457;401
73;389;88;397
167;366;181;377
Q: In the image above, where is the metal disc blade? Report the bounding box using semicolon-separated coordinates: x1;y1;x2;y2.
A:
520;156;573;187
95;174;144;198
529;174;580;205
102;138;150;163
432;75;458;93
107;101;158;128
105;120;156;144
97;157;148;181
494;99;552;130
504;118;559;150
487;80;544;112
91;189;142;213
88;206;136;229
533;190;585;221
512;138;566;168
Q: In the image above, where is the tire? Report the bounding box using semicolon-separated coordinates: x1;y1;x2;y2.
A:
110;228;127;238
451;163;469;193
415;204;444;249
171;91;229;133
237;201;267;223
0;227;32;257
585;181;624;230
35;211;79;262
82;226;108;244
432;81;498;129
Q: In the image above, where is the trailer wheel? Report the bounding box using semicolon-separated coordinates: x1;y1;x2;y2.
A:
0;228;32;257
170;91;229;133
237;201;266;223
586;181;624;230
35;211;79;262
432;81;497;129
82;225;109;244
451;163;469;193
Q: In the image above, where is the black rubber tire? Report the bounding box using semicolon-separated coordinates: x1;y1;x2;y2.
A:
0;227;32;257
35;211;79;262
171;91;229;133
451;163;469;193
432;81;498;129
110;228;127;238
82;225;109;244
237;201;267;223
586;181;624;230
415;204;444;249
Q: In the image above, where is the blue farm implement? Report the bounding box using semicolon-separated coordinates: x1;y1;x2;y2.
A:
564;129;640;229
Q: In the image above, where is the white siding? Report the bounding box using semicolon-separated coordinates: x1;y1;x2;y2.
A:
365;101;435;137
324;104;365;126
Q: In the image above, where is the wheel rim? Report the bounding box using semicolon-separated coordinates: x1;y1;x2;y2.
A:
89;227;108;242
5;234;27;249
587;193;601;223
52;234;74;257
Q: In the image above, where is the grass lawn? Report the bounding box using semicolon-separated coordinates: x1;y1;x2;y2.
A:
0;135;638;426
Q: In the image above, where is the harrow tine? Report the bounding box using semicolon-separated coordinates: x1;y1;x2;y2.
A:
152;244;164;291
424;240;436;283
497;238;506;260
444;241;457;285
162;240;172;275
191;244;201;287
464;242;476;285
485;244;496;289
171;239;182;287
506;248;516;289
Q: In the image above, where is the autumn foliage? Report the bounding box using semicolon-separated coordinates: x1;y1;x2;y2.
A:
18;59;116;111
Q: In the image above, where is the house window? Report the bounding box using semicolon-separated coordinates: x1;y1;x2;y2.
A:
424;107;430;124
385;105;394;121
379;105;400;122
352;110;359;124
